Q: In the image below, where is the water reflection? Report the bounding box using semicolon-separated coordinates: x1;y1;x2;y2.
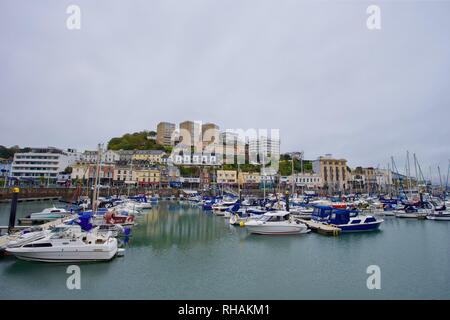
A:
129;202;228;250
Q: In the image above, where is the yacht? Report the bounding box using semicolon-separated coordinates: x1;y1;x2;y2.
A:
244;211;309;235
29;207;70;220
312;206;383;232
6;227;47;248
394;203;432;219
6;225;118;263
427;211;450;221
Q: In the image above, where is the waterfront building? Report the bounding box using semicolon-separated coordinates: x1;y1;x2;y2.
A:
170;152;219;166
238;172;260;185
375;169;393;192
113;166;137;185
293;173;323;189
132;150;166;163
71;163;90;180
349;167;393;193
160;165;180;185
135;168;161;186
248;136;280;165
116;150;135;163
179;120;202;150
156;122;176;146
202;123;220;150
11;147;78;183
71;163;115;185
218;131;245;164
216;170;237;184
81;150;119;164
312;154;348;192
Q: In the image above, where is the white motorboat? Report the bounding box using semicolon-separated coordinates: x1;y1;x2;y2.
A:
394;203;432;219
6;225;118;263
289;206;314;219
29;207;70;220
427;211;450;221
6;228;47;248
244;211;309;235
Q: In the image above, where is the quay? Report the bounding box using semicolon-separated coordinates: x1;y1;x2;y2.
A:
296;218;341;236
0;196;61;203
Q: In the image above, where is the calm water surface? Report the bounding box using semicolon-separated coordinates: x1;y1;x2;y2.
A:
1;200;450;299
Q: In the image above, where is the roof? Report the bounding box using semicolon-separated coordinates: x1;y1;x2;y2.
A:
264;211;290;217
134;150;166;155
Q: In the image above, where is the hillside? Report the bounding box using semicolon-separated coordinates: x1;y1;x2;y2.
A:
107;131;168;151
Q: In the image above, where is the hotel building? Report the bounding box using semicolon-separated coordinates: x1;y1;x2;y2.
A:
156;122;176;146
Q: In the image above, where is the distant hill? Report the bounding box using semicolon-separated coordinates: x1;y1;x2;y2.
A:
107;131;168;151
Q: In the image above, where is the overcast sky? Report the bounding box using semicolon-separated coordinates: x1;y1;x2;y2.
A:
1;1;449;178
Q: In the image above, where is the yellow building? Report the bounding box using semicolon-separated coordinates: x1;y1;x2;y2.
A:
238;172;260;185
312;154;349;191
132;150;166;163
216;170;237;184
135;168;160;185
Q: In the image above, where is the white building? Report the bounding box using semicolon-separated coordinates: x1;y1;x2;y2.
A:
11;147;78;182
81;150;120;164
248;136;280;165
293;173;323;189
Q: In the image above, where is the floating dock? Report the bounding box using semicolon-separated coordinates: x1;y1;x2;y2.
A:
296;218;341;236
0;196;61;203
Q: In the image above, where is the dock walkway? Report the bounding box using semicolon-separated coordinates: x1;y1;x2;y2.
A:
296;218;341;236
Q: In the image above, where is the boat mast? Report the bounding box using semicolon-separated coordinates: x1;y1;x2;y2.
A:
92;143;102;212
438;165;443;195
127;159;133;197
262;151;266;201
445;160;450;200
291;156;295;195
406;151;412;199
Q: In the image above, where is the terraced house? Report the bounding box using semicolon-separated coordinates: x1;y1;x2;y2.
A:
132;150;166;164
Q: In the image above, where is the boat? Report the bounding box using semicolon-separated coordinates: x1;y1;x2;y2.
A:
6;228;47;248
29;207;70;220
101;211;135;226
426;211;450;220
394;203;431;219
6;225;118;263
244;211;309;235
312;206;383;232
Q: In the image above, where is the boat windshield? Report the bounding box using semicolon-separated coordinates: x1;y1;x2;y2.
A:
50;227;68;233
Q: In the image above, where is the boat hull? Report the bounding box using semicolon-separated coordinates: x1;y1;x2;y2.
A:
245;223;309;235
337;221;382;232
427;214;450;221
6;240;118;263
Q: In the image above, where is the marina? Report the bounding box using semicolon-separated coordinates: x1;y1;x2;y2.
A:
1;198;450;299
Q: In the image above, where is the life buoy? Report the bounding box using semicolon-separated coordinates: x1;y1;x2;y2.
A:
126;215;134;223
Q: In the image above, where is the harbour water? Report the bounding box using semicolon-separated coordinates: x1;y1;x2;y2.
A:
1;200;450;299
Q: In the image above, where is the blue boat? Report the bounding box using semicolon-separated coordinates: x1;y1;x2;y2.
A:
312;206;383;232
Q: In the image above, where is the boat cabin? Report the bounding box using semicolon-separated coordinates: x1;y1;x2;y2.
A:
312;206;362;225
259;211;291;222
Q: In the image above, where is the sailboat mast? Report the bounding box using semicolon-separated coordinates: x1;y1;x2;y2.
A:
291;157;295;195
92;143;102;212
406;151;412;199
